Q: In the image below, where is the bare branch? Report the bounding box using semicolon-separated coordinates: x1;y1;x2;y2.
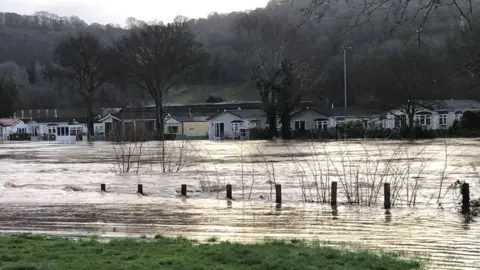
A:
46;32;109;137
111;22;207;139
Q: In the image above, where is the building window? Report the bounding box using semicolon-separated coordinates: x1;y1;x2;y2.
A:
315;120;328;130
240;129;246;137
167;126;179;134
48;127;56;134
17;128;27;134
95;125;104;132
188;127;195;132
438;114;447;126
394;114;407;128
232;123;240;132
70;127;83;135
56;127;70;136
294;120;306;131
416;115;431;126
455;113;462;122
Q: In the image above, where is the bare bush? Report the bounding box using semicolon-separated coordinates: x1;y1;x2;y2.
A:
111;124;198;174
111;124;146;174
192;138;470;206
154;140;198;173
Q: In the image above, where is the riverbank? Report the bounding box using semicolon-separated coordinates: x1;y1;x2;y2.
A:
0;234;420;270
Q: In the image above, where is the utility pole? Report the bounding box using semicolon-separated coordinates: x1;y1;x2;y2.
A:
342;46;352;108
416;28;422;48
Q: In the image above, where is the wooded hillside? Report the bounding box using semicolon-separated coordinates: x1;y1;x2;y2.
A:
0;0;478;111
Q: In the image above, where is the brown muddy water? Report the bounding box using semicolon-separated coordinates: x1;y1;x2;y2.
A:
0;139;479;269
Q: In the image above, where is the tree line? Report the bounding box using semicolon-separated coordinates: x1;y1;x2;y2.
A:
1;0;480;139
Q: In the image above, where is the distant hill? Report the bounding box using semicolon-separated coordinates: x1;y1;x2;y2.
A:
0;0;476;110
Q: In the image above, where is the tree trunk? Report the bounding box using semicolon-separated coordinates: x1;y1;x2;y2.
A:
86;98;94;141
154;98;165;141
266;105;277;139
280;109;291;139
407;111;415;140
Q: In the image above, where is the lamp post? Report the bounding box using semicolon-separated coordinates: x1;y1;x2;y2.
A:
342;46;352;108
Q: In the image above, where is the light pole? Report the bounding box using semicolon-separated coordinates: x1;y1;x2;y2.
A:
342;46;352;108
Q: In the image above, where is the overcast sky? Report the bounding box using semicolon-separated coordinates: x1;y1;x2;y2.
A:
2;0;270;25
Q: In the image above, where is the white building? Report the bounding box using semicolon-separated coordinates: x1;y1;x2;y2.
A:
0;119;28;141
206;109;265;140
384;100;480;130
25;118;87;142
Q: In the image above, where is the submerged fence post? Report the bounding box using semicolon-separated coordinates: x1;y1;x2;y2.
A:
226;184;232;199
137;184;143;195
181;184;187;197
331;181;337;206
461;182;470;214
101;184;106;192
384;183;391;209
275;184;282;204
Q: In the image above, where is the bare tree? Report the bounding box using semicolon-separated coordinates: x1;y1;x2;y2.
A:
306;0;480;80
111;22;206;141
234;10;320;138
234;13;286;138
48;32;110;138
277;57;319;138
306;0;478;32
369;47;445;135
125;17;147;29
0;78;17;117
447;24;480;97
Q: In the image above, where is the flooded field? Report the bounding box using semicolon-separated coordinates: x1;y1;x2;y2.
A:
0;139;479;269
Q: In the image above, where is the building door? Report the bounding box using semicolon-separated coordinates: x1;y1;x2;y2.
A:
105;122;113;137
214;122;225;139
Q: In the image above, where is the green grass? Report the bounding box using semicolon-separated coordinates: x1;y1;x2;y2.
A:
0;234;421;270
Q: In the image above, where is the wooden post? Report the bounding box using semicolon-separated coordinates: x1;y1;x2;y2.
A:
137;184;143;195
181;184;187;197
226;184;232;199
461;182;470;214
275;184;282;204
331;181;337;206
101;184;106;192
384;183;391;209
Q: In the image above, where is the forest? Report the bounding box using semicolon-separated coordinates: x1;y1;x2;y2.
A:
0;0;479;115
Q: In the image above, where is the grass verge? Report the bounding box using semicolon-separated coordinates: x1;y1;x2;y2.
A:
0;234;421;270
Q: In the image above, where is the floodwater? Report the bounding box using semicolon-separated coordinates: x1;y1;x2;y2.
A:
0;139;479;269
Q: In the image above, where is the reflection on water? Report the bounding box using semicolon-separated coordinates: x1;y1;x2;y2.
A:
0;140;479;269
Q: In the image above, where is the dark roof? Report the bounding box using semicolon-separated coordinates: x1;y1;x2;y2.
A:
120;102;264;116
328;107;381;117
120;101;319;116
27;117;99;124
206;109;265;121
170;115;208;122
14;109;56;119
14;108;115;120
292;107;381;118
55;108;102;118
113;109;157;120
431;100;480;110
291;108;329;118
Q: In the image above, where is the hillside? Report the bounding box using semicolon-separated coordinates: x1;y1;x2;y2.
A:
0;0;478;110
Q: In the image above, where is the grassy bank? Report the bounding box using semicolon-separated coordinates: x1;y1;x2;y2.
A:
0;234;421;270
